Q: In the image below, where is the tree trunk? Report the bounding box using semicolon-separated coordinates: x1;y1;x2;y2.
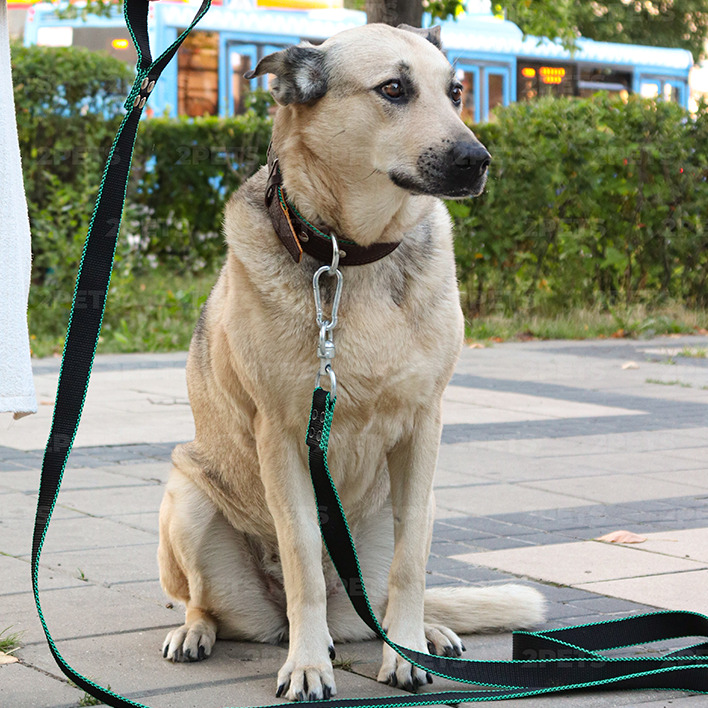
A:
366;0;422;28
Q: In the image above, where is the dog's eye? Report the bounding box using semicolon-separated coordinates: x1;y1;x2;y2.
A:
379;81;405;101
450;84;463;106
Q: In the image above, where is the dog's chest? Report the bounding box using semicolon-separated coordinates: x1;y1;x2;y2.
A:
250;221;457;394
271;249;463;429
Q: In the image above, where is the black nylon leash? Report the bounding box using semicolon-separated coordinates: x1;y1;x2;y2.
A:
31;1;212;705
304;387;708;703
31;1;708;703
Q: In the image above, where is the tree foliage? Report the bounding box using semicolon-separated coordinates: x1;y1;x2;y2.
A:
495;1;580;51
500;0;708;61
575;0;708;62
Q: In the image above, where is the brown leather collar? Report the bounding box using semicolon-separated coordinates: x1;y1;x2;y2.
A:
264;151;400;266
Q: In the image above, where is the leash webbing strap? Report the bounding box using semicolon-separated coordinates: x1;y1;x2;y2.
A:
305;387;708;704
31;1;212;706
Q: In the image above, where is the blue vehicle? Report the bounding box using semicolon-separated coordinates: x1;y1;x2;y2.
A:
24;0;693;119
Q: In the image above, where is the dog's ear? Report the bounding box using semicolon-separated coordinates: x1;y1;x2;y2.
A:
244;44;327;105
397;24;443;50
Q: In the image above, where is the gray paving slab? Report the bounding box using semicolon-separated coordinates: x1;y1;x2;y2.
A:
4;585;175;652
3;338;708;706
34;542;161;586
0;467;154;495
0;662;84;708
0;491;85;557
0;553;86;599
37;515;158;555
55;482;166;518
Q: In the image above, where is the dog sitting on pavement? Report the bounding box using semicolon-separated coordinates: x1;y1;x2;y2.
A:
157;22;545;702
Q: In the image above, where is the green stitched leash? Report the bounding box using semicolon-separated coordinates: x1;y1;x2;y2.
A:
31;1;214;706
31;2;708;704
303;387;708;704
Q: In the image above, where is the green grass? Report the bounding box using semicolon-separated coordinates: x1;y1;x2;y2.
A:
678;347;707;358
332;656;357;671
28;268;708;357
0;626;22;655
465;304;708;344
645;378;692;388
29;268;218;358
68;679;111;706
646;378;708;390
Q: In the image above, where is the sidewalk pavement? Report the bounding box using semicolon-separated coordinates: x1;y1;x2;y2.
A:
1;335;708;707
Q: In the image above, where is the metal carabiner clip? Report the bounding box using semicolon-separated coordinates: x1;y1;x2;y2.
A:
313;266;343;331
312;234;342;399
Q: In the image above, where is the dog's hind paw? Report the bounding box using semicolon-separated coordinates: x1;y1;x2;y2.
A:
424;623;464;658
162;619;216;663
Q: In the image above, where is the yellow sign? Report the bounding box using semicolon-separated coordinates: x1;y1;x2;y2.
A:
539;66;566;85
257;0;343;8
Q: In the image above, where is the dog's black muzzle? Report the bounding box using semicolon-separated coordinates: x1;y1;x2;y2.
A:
443;140;491;197
451;141;491;178
402;139;491;199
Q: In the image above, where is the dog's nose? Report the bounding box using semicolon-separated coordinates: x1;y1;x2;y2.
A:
450;141;491;177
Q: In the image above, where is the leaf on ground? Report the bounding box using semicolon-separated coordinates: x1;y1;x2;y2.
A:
596;530;647;544
0;651;19;665
622;361;639;370
468;342;485;349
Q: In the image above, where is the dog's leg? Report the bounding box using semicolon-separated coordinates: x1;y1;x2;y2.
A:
326;503;393;642
159;466;288;662
377;407;441;690
256;419;336;701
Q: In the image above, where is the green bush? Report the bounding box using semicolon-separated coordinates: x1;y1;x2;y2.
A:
126;113;270;271
12;43;132;268
454;94;708;317
15;43;707;353
12;43;133;342
12;44;271;350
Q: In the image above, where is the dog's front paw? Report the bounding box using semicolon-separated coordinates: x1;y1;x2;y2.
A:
276;652;337;701
377;639;432;692
162;619;216;662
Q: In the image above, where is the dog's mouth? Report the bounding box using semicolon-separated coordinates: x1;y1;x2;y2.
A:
389;169;488;200
389;141;491;199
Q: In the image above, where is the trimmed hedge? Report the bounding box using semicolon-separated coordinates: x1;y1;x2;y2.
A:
13;42;708;329
127;113;271;271
455;95;708;314
12;43;132;297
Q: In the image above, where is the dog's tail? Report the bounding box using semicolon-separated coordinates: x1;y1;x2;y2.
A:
424;584;546;633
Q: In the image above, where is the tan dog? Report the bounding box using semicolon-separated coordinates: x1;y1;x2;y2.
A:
158;23;545;702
